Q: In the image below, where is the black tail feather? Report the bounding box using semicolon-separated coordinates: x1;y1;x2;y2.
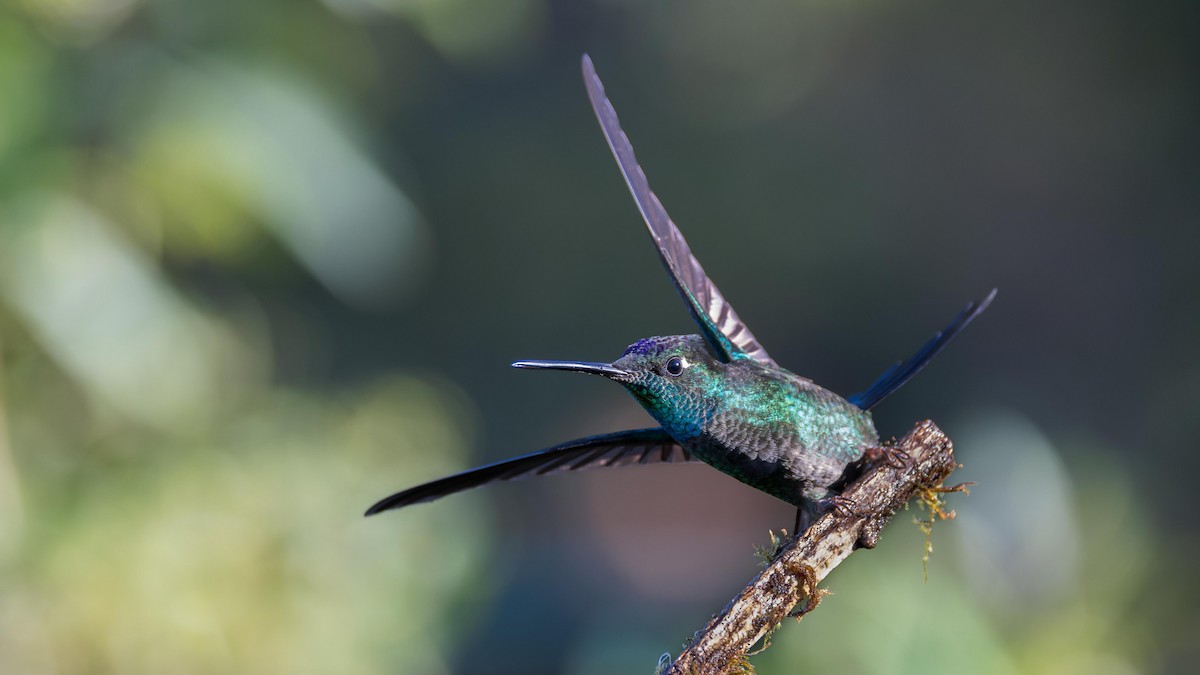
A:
848;289;996;411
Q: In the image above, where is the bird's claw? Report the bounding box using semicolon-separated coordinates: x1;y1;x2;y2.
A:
865;445;910;469
817;495;857;517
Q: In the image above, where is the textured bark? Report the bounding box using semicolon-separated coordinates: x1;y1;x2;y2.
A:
665;420;959;675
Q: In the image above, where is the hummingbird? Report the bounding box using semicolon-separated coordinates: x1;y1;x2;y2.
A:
366;54;995;529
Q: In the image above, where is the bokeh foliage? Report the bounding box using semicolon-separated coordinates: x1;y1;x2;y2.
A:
1;0;1197;673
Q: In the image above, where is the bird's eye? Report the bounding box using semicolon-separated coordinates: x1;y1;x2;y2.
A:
665;356;685;377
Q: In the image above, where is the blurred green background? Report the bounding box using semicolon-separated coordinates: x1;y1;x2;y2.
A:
1;0;1197;673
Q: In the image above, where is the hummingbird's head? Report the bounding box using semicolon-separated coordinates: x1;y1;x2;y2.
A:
512;334;723;439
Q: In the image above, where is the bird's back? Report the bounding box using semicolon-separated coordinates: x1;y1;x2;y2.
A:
693;362;879;506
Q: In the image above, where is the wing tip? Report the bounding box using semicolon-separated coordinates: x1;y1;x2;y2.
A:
364;492;411;517
581;53;600;90
979;287;998;313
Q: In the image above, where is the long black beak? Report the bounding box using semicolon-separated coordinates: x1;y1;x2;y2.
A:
511;360;632;382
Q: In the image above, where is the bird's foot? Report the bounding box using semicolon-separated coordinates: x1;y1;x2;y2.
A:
865;444;910;469
816;494;857;517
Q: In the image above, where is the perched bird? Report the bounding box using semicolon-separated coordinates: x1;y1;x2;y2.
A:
366;54;995;529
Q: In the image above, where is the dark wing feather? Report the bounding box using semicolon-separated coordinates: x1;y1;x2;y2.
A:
581;54;776;367
849;289;997;410
365;428;691;515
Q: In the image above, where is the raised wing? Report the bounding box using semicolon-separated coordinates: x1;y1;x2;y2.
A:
365;428;691;515
848;288;997;410
582;54;776;366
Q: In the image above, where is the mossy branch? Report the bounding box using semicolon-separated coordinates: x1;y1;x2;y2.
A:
664;420;960;675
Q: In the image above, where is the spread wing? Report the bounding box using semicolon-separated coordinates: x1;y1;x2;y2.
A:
365;428;691;515
582;54;776;366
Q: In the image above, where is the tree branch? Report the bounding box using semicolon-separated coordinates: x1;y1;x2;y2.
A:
665;420;960;675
